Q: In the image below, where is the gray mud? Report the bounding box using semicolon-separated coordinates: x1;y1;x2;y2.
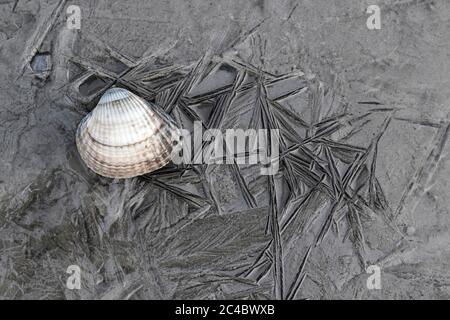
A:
0;0;449;299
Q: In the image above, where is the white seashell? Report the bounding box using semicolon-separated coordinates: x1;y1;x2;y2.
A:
76;87;181;178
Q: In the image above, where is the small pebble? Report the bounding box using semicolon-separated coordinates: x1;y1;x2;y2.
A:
30;52;52;80
406;226;416;236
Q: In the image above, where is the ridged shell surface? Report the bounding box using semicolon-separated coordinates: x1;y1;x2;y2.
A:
76;88;181;178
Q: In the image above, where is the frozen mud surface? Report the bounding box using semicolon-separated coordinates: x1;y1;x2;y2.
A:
0;0;449;299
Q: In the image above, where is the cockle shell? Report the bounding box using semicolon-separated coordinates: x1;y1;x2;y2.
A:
76;87;181;178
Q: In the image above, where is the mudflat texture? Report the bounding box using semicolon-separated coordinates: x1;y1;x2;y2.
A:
0;0;449;299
